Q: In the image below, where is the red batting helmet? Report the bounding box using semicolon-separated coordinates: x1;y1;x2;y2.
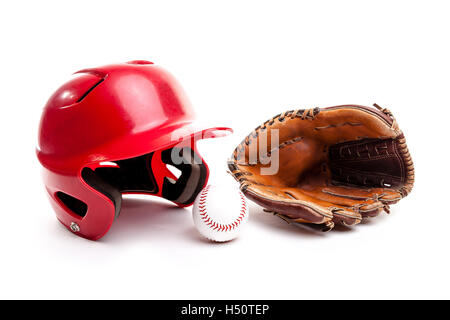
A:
37;60;231;240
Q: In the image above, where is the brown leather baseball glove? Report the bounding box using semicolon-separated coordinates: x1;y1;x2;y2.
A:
228;104;414;231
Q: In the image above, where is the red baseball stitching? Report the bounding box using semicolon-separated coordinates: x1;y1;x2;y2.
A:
198;185;247;232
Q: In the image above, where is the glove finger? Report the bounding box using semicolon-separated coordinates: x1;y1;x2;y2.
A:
243;185;334;225
299;173;403;208
325;185;397;216
299;186;385;218
281;188;362;227
323;185;403;212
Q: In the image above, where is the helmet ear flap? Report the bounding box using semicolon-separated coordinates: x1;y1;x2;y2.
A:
160;147;207;205
81;168;122;218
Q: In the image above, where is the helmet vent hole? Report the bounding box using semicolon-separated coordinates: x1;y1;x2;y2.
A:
126;60;154;65
75;79;104;103
166;164;181;179
56;192;87;218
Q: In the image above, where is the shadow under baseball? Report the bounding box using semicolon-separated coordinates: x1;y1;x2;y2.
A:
101;196;236;245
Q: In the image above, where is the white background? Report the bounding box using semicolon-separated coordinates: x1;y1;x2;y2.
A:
0;0;449;299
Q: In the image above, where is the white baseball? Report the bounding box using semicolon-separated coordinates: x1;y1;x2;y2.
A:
192;185;249;242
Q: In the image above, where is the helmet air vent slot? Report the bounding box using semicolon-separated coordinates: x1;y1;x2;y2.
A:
56;192;87;218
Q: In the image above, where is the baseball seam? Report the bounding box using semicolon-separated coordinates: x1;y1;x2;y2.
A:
198;185;247;232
